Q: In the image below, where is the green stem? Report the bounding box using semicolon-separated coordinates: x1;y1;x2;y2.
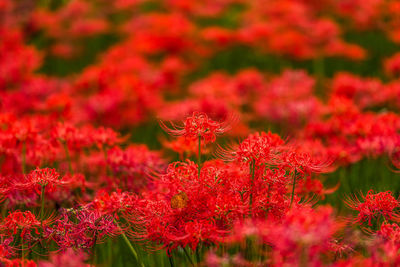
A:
168;254;174;267
195;245;201;263
116;220;144;267
40;185;46;222
39;184;46;257
21;241;24;261
107;238;113;265
198;136;201;179
92;233;98;266
183;247;194;266
290;170;297;208
313;55;325;95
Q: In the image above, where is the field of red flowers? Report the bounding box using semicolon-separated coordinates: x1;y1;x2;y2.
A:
3;0;400;266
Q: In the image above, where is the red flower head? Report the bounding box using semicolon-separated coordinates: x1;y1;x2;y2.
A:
160;111;232;144
17;168;69;193
38;248;89;267
28;168;60;187
378;223;400;243
1;210;41;238
87;126;124;149
1;258;37;267
218;131;284;166
91;190;136;216
345;190;400;226
384;52;400;77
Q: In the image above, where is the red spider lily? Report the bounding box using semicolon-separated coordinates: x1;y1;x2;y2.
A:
272;206;344;264
281;150;334;175
356;223;400;266
52;124;127;152
127;151;302;252
331;72;387;109
0;27;42;90
217;131;334;210
16;168;69;193
50;122;90;151
219;131;284;165
384;52;400;77
254;70;323;126
0;210;54;240
107;145;165;176
10;120;38;143
127;160;246;252
0;258;37;267
45;207;117;250
86;127;125;149
225;205;343;265
378;223;400;243
345;190;400;225
106;145;166;191
238;0;366;60
0;173;40;208
38;248;89;267
2;210;39;235
160;111;232;144
301;110;400;166
91;190;137;216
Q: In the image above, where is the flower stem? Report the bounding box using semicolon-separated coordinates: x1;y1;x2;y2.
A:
195;245;201;263
183;247;194;266
115;220;144;267
107;238;113;265
168;253;175;267
40;185;45;223
21;241;24;261
198;135;201;179
290;170;297;208
92;233;98;266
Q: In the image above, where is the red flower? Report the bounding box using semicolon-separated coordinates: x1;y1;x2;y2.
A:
160;111;231;144
0;258;37;267
38;248;88;267
385;52;400;77
17;168;69;193
218;131;284;165
345;190;400;225
1;210;43;239
91;190;136;216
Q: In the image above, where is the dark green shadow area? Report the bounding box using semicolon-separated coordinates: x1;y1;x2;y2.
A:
34;34;120;77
